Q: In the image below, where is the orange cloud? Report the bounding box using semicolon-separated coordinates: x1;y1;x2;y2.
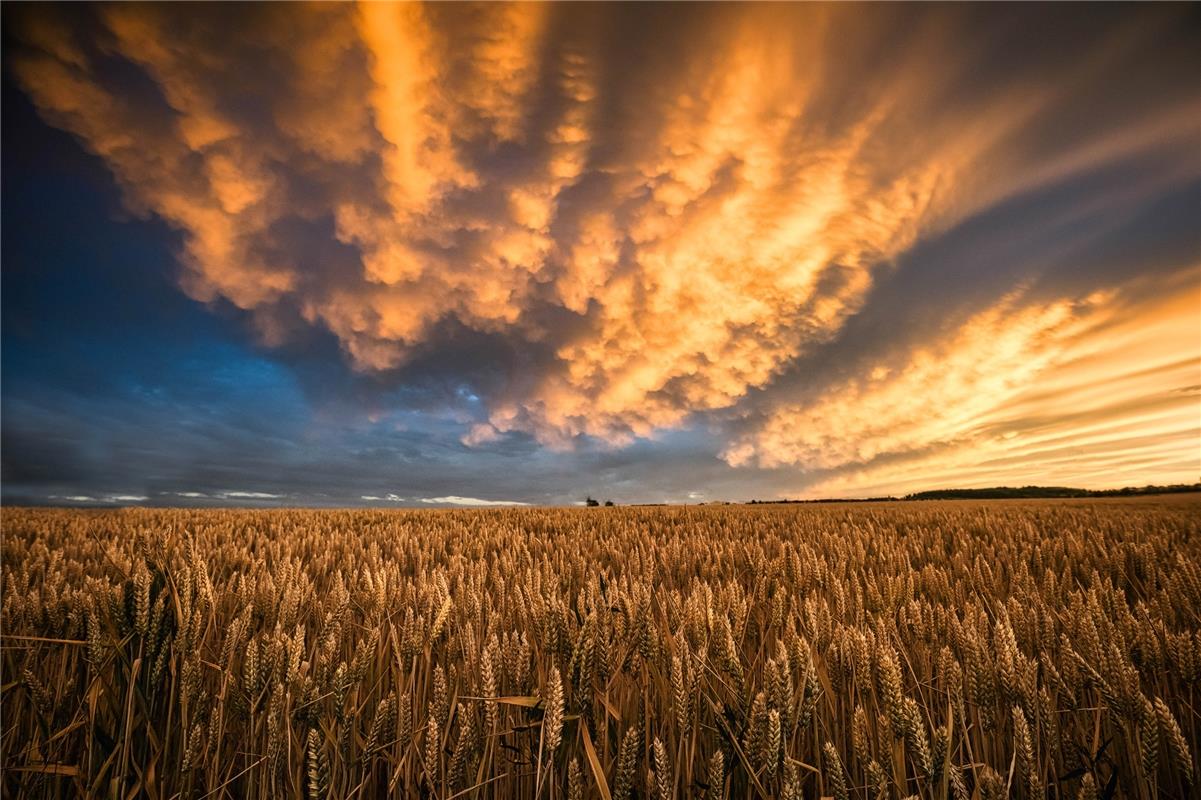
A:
10;3;1199;475
728;272;1200;495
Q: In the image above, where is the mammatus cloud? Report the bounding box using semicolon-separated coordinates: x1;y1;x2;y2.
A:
9;3;1199;495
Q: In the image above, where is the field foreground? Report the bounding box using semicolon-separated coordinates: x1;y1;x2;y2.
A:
2;498;1199;798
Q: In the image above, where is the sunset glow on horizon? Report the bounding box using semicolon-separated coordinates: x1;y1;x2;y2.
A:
2;2;1198;505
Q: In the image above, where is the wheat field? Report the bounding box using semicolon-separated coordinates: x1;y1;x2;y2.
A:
2;498;1198;798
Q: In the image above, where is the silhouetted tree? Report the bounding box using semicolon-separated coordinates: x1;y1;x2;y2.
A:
604;500;615;507
585;496;599;507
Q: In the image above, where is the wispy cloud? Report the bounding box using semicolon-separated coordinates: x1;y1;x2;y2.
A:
418;495;530;507
732;273;1201;496
49;493;147;504
361;493;405;502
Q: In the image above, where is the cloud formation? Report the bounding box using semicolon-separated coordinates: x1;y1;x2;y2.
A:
49;493;147;505
6;3;1198;498
726;273;1200;494
419;495;530;507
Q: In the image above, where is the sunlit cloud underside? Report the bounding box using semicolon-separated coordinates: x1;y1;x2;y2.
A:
9;2;1199;498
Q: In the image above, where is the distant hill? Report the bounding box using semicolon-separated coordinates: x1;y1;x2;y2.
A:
746;483;1201;504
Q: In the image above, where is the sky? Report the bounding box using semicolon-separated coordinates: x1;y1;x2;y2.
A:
2;2;1199;507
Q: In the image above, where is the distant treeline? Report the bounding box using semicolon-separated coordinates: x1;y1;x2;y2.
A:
904;483;1201;500
745;483;1201;504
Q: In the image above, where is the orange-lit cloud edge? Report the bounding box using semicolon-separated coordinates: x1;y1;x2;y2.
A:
11;3;1200;496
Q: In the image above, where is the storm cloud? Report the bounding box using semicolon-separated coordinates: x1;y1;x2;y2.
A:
3;3;1198;504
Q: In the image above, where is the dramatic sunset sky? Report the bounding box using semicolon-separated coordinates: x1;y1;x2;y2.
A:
2;3;1199;506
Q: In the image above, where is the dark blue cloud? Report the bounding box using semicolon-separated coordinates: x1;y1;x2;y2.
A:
2;69;788;506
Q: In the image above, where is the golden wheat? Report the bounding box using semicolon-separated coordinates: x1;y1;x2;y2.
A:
1;497;1198;797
